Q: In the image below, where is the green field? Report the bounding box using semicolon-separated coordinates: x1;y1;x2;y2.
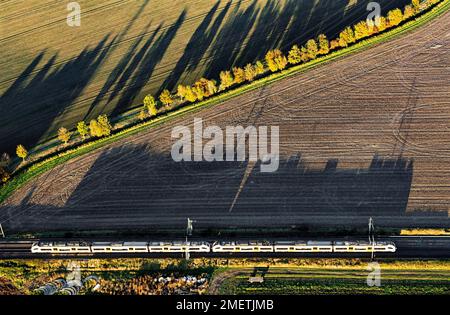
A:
216;266;450;295
0;0;410;155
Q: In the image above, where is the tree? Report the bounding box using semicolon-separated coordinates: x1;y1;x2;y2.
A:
403;5;415;19
274;49;288;70
265;50;278;72
138;110;147;121
255;60;265;75
306;39;318;60
244;63;257;81
58;127;71;145
232;67;245;84
159;89;174;107
144;95;158;116
89;119;102;138
339;26;356;47
266;49;288;72
354;21;370;40
97;115;112;136
300;46;310;62
412;0;421;12
77;121;89;140
376;16;388;32
184;86;197;103
177;85;187;101
318;34;329;55
387;9;403;27
205;79;218;96
330;39;340;50
192;78;217;101
16;144;28;162
288;45;302;64
219;71;234;90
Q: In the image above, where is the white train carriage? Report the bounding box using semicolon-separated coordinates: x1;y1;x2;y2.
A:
31;242;91;253
185;241;211;253
274;241;334;252
147;241;210;253
90;242;148;253
372;242;396;252
333;241;396;252
212;241;273;252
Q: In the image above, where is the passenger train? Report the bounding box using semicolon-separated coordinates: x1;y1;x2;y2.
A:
31;240;396;254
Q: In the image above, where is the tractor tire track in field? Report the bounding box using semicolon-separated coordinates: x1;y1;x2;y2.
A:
1;5;450;233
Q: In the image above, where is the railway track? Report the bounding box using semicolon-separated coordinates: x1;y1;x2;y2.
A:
0;236;449;259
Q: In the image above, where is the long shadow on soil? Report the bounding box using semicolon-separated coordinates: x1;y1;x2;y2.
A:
0;36;114;155
0;0;154;155
2;143;446;233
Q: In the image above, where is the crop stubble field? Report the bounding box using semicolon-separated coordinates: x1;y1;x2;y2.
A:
0;0;410;155
0;1;450;233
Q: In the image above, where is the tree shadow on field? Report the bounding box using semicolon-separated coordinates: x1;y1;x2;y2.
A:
0;35;115;155
203;0;410;81
85;0;153;119
0;0;154;155
109;11;187;116
2;143;448;233
158;1;232;93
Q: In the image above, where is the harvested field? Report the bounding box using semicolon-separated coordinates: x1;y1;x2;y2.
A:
0;0;410;155
1;3;450;234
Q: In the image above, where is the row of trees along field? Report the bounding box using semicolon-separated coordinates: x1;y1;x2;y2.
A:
135;0;440;120
0;0;442;183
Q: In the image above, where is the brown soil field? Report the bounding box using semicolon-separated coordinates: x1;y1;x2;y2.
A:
0;4;449;234
0;0;409;155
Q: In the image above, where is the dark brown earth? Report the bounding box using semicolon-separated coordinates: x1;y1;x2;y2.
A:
1;9;450;234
